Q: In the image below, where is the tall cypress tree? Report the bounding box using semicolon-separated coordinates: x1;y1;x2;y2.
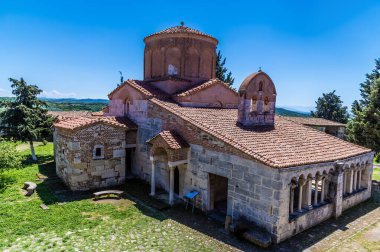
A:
0;78;54;161
347;59;380;156
215;50;234;86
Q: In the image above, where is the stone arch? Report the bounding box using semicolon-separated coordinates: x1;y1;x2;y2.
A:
199;49;213;79
184;47;200;78
165;47;181;76
152;49;162;78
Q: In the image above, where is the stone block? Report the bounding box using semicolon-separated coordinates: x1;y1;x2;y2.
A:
101;169;116;179
255;185;273;198
262;178;283;190
244;173;261;185
113;149;125;158
96;165;105;171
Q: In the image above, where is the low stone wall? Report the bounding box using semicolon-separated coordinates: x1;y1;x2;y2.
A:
278;203;334;242
342;188;371;212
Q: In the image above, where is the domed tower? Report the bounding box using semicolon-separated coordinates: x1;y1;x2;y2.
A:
143;23;218;82
238;71;277;126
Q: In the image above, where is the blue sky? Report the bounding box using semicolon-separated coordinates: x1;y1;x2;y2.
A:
0;0;379;110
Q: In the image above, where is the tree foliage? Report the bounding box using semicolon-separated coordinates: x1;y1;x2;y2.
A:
215;50;234;86
310;90;349;123
0;78;54;160
0;140;22;170
347;59;380;156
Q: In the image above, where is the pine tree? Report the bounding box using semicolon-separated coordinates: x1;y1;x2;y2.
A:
310;90;349;123
0;78;54;161
215;50;234;86
347;59;380;153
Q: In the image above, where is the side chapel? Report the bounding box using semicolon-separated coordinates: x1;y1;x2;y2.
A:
53;24;374;243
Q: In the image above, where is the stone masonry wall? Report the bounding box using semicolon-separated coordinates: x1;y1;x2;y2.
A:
55;124;127;191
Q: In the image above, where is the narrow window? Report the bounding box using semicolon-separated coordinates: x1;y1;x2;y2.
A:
259;81;263;91
95;148;102;157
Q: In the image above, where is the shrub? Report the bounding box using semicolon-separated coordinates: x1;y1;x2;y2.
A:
0;140;22;170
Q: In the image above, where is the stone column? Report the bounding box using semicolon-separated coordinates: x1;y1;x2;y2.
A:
333;162;344;219
169;166;174;205
353;170;357;192
343;172;347;195
150;157;156;196
321;177;326;203
348;169;353;194
298;178;305;212
314;175;320;206
358;170;362;189
306;177;313;209
290;181;297;214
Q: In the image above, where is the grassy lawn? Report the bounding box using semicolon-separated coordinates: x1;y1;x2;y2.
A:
0;143;236;251
373;168;380;181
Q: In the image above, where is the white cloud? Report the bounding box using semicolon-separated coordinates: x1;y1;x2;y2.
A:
40;90;78;99
0;88;12;97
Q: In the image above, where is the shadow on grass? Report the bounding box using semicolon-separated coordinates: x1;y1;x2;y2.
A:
0;173;16;193
32;159;380;252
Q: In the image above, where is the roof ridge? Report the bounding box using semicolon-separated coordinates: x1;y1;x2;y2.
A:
175;78;238;97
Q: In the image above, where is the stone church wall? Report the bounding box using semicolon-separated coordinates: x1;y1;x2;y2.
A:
55;124;127;191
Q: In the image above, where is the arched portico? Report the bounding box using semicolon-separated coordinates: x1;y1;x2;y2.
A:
147;130;189;205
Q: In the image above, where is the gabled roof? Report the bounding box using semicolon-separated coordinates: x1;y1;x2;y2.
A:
108;79;170;99
54;116;137;131
144;25;218;43
281;116;346;127
150;98;371;168
175;79;238;97
48;111;92;120
147;130;189;150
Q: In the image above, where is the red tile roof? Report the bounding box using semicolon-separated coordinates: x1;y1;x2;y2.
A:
144;25;218;43
48;111;92;120
108;79;170;99
54;116;137;131
147;130;189;150
281;116;346;127
175;79;238;97
151;98;371;168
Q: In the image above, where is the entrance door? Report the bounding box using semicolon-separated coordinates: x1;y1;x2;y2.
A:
209;173;228;215
125;148;133;175
174;167;179;195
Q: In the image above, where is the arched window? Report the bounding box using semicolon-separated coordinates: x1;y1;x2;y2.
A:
259;81;263;91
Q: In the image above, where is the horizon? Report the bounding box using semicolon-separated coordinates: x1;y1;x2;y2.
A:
1;0;379;108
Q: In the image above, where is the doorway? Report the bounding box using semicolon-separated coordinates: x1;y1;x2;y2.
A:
209;173;228;215
125;148;133;176
174;167;179;195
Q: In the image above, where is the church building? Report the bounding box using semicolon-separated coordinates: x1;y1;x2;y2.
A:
53;24;374;244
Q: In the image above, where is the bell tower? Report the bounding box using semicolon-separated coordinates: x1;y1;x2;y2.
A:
238;71;277;126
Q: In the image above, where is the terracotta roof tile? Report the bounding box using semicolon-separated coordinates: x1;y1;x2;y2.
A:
108;79;170;99
144;25;217;43
175;79;238;97
54;116;137;131
281;116;346;127
48;111;92;120
151;99;371;168
147;130;189;150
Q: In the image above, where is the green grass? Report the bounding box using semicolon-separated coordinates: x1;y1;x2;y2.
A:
0;143;234;251
373;168;380;181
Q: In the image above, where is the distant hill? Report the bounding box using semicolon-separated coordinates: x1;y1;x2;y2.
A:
1;97;310;116
38;98;109;104
275;107;310;117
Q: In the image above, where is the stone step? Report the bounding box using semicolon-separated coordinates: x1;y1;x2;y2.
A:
242;229;272;248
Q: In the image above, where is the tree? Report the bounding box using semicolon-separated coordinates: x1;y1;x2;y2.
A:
0;140;22;170
0;78;54;161
310;90;349;123
347;59;380;154
215;50;234;86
